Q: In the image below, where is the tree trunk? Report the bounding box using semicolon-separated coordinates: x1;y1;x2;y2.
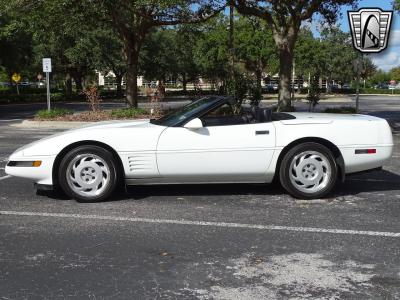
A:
65;74;72;98
115;73;123;97
255;62;263;105
73;72;83;92
182;73;187;92
124;44;140;108
326;75;332;94
256;63;262;92
277;46;294;112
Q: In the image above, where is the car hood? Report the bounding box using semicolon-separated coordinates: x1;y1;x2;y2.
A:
69;119;152;131
11;119;163;158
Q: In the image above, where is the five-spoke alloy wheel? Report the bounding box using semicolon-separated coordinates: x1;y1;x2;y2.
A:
279;143;338;199
58;145;119;202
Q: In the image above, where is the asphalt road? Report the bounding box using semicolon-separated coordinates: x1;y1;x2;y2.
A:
1;96;400;299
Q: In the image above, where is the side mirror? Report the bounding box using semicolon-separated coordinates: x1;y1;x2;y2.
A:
184;118;203;129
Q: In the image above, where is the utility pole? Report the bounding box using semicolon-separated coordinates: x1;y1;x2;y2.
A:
355;53;363;113
229;1;235;80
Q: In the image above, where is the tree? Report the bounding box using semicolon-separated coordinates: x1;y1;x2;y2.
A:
0;14;33;83
5;0;102;95
234;0;357;111
395;0;400;12
88;28;127;96
140;28;179;84
194;14;230;85
360;56;377;84
99;0;224;107
389;67;400;82
175;24;203;91
370;70;390;85
319;27;357;92
235;15;277;99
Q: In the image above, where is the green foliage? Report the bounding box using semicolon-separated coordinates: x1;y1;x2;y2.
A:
324;106;356;114
369;70;391;85
319;27;358;84
0;13;34;79
0;92;66;103
226;71;249;106
110;108;149;118
194;14;229;81
35;108;73;119
395;0;400;12
389;67;400;82
140;28;179;81
360;88;400;95
235;16;278;78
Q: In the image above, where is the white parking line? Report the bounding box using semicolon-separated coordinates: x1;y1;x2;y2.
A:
1;210;399;238
0;175;11;181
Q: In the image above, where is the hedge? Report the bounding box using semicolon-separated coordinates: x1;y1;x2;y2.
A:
0;89;125;104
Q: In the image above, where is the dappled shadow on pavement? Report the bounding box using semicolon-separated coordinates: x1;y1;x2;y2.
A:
332;169;400;198
41;169;400;202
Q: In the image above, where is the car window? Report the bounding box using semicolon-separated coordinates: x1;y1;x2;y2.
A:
150;96;220;127
202;104;235;118
200;104;246;127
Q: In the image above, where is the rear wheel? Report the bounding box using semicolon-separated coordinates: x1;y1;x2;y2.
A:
58;145;119;202
279;143;338;199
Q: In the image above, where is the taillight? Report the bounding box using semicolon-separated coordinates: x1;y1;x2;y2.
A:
355;149;376;154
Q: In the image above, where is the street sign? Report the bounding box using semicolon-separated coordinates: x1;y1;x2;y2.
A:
42;58;52;111
12;73;21;83
42;58;52;73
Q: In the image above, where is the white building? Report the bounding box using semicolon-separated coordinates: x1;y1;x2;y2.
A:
97;71;143;88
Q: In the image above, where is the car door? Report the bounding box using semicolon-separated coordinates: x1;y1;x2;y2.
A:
156;111;276;183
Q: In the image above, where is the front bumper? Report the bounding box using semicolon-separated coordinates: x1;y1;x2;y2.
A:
5;155;56;185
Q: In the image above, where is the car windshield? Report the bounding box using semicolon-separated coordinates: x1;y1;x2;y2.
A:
150;96;221;127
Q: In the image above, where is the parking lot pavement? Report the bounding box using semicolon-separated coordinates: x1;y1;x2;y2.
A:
1;113;400;298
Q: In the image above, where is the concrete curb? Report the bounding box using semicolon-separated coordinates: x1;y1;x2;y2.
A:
11;120;93;129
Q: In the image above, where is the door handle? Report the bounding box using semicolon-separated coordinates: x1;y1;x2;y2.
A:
255;130;269;135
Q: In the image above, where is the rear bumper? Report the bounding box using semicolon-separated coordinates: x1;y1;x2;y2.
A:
341;144;393;174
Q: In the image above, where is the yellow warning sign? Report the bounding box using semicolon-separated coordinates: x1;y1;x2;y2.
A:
12;73;21;83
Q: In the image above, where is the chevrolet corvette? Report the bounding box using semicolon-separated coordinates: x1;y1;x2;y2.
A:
6;96;393;202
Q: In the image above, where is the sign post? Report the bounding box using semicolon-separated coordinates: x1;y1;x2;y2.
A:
389;80;396;95
12;73;21;95
42;58;52;111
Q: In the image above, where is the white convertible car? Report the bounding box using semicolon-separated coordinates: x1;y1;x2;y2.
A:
6;96;393;202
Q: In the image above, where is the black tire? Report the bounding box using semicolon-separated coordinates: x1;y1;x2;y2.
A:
279;142;338;199
58;145;119;203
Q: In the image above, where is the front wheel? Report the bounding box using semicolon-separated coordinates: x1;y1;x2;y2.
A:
58;145;119;203
279;143;338;199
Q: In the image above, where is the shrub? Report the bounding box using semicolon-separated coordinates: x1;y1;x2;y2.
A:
360;88;400;95
82;86;101;111
109;108;149;118
324;106;356;114
35;108;73;119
